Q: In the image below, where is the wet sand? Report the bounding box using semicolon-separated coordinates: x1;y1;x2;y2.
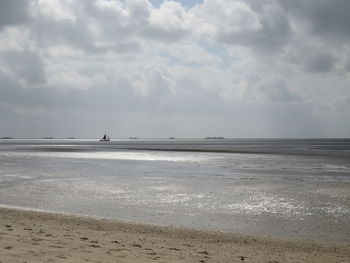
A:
0;207;349;262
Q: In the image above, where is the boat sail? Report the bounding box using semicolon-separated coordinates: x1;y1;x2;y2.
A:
100;133;110;141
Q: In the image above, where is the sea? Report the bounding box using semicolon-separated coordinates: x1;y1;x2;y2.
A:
0;138;349;242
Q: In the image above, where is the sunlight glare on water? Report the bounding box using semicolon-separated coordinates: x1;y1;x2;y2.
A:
1;150;216;163
0;139;349;241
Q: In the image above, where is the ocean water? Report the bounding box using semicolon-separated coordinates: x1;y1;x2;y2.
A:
0;139;349;242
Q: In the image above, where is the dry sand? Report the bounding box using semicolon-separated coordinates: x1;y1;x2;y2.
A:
0;207;349;263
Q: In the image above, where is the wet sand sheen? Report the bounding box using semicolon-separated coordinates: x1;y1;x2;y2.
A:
0;207;349;263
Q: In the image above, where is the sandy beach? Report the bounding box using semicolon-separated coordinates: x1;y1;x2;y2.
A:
0;207;348;263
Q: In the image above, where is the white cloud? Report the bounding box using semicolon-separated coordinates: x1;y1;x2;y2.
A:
132;65;175;97
148;1;190;41
34;0;77;22
0;0;349;137
159;41;221;66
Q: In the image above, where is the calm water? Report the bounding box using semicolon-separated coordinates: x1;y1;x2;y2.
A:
0;139;349;242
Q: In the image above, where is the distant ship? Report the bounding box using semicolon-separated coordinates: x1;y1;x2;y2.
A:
100;133;110;142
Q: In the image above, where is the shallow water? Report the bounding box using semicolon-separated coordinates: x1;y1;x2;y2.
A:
0;139;349;241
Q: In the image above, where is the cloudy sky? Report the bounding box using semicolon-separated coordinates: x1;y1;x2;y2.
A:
0;0;349;138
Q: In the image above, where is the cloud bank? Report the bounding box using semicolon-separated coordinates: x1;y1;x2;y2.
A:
0;0;349;138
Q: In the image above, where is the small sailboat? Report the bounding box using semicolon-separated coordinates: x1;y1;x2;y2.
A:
100;133;110;142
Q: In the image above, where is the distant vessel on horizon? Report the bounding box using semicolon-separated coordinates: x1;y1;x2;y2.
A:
100;133;110;142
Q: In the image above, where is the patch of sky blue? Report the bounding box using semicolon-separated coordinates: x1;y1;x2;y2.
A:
158;39;234;70
149;0;203;8
195;39;233;69
158;51;205;68
158;51;179;64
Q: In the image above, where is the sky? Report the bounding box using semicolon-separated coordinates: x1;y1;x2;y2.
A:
0;0;349;138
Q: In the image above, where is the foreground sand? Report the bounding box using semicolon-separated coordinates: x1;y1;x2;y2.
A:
0;208;349;263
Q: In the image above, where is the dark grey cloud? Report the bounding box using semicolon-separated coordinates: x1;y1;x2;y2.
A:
257;79;303;103
31;16;96;52
191;1;294;53
0;75;127;112
0;51;46;85
219;11;293;52
162;78;229;115
284;46;338;74
303;51;336;73
0;69;228;116
346;60;350;72
0;0;31;28
0;69;51;108
211;0;349;75
278;0;350;39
